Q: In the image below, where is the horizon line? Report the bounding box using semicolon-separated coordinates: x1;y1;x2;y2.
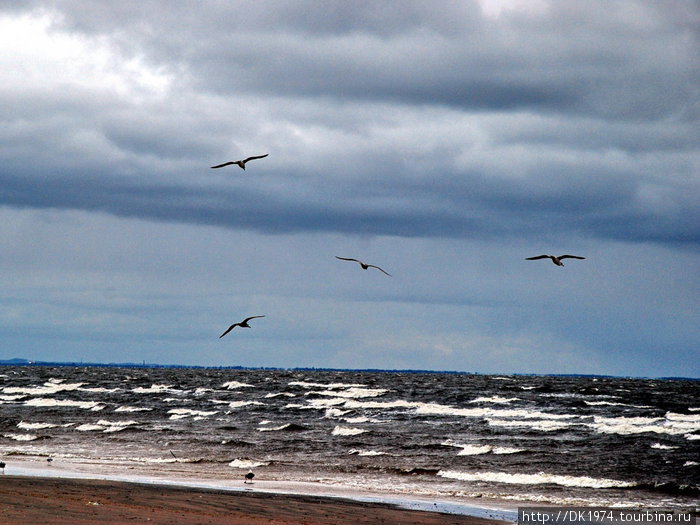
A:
0;357;697;381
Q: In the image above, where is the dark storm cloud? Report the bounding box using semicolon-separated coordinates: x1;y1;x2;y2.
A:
3;155;698;245
1;1;698;247
12;1;698;117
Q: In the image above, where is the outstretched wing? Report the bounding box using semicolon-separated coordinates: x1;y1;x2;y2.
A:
242;154;269;163
525;255;550;260
558;255;585;260
210;161;236;169
242;315;266;324
368;264;392;277
335;256;362;263
219;324;239;338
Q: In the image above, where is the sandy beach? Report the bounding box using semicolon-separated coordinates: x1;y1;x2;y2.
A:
0;475;509;525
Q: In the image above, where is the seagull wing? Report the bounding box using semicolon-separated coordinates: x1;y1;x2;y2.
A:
368;264;392;276
558;255;585;260
210;161;236;169
525;255;551;260
219;324;239;338
335;256;362;263
242;154;269;163
242;315;266;324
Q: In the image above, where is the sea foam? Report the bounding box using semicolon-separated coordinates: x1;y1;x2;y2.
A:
438;470;637;488
228;458;269;469
3;433;39;441
221;381;253;389
24;398;104;410
332;425;367;436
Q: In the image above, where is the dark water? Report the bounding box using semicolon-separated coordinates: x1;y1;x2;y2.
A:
1;366;698;508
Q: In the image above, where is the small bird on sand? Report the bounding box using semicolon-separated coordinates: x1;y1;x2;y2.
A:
335;256;391;276
219;316;266;338
47;457;53;466
210;154;269;170
244;470;255;484
525;254;586;266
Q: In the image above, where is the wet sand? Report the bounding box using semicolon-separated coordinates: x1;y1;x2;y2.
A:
0;475;509;524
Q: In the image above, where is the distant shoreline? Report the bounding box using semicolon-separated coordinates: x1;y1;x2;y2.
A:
0;358;697;381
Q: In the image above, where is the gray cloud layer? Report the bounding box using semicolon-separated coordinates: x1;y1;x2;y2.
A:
2;2;697;247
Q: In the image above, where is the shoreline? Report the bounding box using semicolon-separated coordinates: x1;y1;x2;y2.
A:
1;457;518;522
0;475;512;525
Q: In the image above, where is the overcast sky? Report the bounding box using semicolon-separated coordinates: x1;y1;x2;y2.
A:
1;1;698;377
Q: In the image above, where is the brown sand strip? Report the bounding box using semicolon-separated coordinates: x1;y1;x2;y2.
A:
0;476;507;525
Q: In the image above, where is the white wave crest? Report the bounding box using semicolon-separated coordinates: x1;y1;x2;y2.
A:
458;444;494;455
332;425;367;436
415;403;577;420
310;387;388;399
343;399;418;410
229;458;268;469
97;419;138;432
221;381;253;389
17;421;59;430
132;384;174;394
443;440;526;455
3;433;39;441
24;398;104;410
264;392;296;398
0;394;26;401
584;401;652;408
167;408;217;420
590;415;700;436
324;408;351;418
257;423;298;432
4;382;83;396
193;387;212;395
287;397;348;410
437;470;637;488
343;416;374;423
666;412;700;423
349;449;386;456
650;443;678;450
227;400;264;409
75;420;138;432
470;396;519;404
115;406;152;412
75;424;106;431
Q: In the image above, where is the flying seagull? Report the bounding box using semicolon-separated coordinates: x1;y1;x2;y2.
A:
210;154;269;170
335;256;391;276
219;315;266;338
526;254;586;266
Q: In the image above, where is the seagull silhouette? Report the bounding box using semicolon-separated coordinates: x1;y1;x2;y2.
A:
526;254;586;266
219;316;266;338
335;256;391;276
210;154;269;170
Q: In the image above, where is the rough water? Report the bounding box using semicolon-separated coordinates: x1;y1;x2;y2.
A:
1;366;698;509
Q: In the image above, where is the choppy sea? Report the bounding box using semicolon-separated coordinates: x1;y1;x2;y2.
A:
1;366;698;510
